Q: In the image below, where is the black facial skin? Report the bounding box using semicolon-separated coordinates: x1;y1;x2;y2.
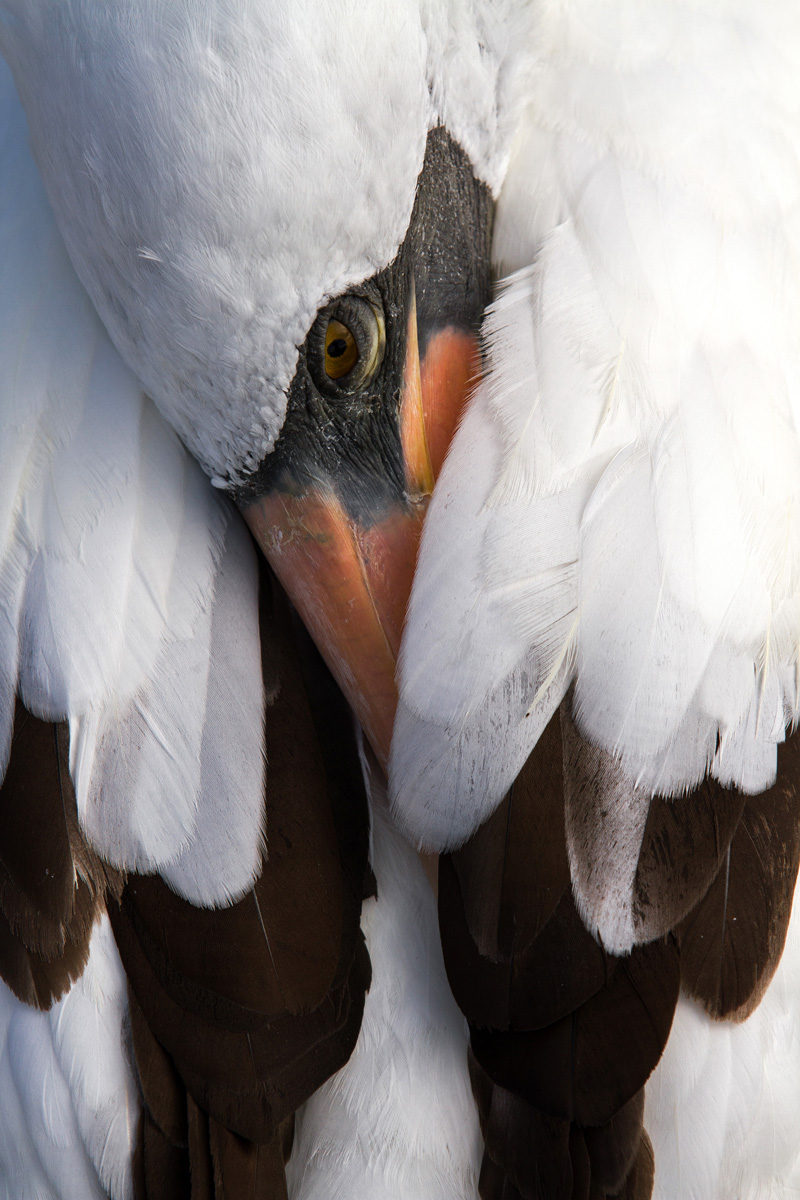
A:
232;127;493;526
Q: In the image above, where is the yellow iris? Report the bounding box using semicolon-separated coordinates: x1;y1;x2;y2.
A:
325;319;359;380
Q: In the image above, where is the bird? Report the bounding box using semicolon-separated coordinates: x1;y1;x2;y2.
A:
1;3;800;1200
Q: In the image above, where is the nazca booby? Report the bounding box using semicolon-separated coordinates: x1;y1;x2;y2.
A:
1;2;800;1199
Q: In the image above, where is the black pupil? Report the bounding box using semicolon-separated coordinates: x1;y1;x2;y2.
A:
327;338;348;359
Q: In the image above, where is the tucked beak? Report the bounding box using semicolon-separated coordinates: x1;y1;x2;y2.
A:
243;292;479;769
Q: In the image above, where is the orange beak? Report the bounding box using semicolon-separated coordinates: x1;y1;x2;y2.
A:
243;292;479;769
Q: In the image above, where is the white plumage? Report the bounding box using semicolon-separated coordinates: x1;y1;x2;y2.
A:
393;0;800;846
2;2;800;1198
0;54;266;905
0;917;138;1200
647;894;800;1199
0;6;523;1195
287;780;481;1200
0;0;533;483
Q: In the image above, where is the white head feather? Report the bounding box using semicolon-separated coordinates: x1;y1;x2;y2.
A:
0;0;535;484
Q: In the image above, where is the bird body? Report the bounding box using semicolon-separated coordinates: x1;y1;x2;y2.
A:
1;3;800;1199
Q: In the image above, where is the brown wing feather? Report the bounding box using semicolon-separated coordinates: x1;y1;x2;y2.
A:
677;729;800;1020
604;1133;655;1200
208;1116;290;1200
632;783;744;943
0;701;113;1008
453;713;568;962
128;986;188;1148
439;705;666;1200
440;859;609;1032
117;566;372;1196
186;1096;214;1200
444;695;800;1198
470;1049;573;1200
439;712;607;1033
135;1110;191;1200
468;938;678;1129
569;1128;591;1200
582;1091;645;1197
563;705;749;950
0;705;75;940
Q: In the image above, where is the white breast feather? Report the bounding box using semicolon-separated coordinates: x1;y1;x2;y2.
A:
646;894;800;1198
287;782;481;1200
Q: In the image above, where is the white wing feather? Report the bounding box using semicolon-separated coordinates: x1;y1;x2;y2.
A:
0;55;265;905
392;0;800;851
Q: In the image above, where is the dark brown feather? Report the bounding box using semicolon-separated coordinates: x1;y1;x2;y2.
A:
470;1049;573;1200
441;701;679;1200
0;897;96;1009
187;1096;214;1200
439;710;609;1034
582;1090;645;1195
0;701;114;1008
633;784;744;943
569;1128;591;1200
452;712;567;962
563;704;748;950
677;729;800;1020
137;1110;191;1200
113;898;369;1143
119;561;350;1030
472;1049;650;1200
132;1111;148;1200
605;1133;654;1200
440;861;609;1033
208;1117;289;1200
479;1154;526;1200
128;986;188;1147
114;566;372;1192
131;1048;296;1200
469;937;678;1128
0;704;75;939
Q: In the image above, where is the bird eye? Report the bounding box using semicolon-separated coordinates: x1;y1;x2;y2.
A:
309;294;385;396
325;319;359;380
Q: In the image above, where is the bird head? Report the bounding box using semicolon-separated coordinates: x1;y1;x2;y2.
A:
0;0;530;766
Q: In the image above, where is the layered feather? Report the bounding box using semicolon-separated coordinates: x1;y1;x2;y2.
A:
0;1;535;485
115;573;374;1197
647;893;800;1199
287;784;481;1200
438;712;676;1199
0;703;111;1010
391;0;800;852
0;57;265;905
0;915;140;1200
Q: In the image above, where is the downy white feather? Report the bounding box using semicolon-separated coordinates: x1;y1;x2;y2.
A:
646;893;800;1199
0;917;139;1200
287;777;481;1200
